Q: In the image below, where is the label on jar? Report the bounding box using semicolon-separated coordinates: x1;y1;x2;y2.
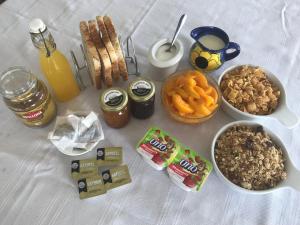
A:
15;93;55;125
131;80;152;97
22;109;44;121
104;90;124;107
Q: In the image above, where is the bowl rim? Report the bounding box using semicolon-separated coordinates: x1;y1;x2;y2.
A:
161;69;222;120
211;120;290;194
218;64;287;118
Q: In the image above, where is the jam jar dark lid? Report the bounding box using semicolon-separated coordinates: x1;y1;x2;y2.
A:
99;87;128;112
128;77;155;102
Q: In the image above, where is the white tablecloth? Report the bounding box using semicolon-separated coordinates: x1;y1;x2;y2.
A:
0;0;300;224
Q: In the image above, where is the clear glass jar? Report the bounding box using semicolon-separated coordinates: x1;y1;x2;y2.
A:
99;87;130;128
0;66;57;127
128;77;155;119
29;18;80;102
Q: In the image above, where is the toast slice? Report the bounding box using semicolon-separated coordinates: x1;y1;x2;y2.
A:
103;16;128;80
96;16;120;81
88;20;113;87
79;21;101;89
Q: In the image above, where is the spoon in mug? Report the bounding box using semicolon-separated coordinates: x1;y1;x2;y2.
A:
166;14;187;52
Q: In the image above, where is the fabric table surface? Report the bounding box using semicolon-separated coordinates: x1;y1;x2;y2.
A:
0;0;300;224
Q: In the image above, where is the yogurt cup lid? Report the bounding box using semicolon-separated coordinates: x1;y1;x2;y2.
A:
167;147;212;192
136;127;180;170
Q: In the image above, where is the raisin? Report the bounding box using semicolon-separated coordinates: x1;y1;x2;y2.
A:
244;138;254;150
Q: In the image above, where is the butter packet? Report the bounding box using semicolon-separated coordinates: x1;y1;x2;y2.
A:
102;165;131;190
78;175;106;199
71;159;98;180
96;147;122;166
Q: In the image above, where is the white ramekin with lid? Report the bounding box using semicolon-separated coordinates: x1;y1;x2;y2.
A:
211;120;300;194
148;38;184;81
218;64;299;129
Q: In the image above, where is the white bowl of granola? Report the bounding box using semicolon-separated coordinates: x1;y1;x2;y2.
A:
211;120;300;194
218;65;299;128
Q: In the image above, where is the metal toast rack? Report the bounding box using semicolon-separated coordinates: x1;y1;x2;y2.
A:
70;36;140;90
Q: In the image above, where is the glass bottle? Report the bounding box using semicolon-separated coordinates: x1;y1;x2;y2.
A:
0;66;56;127
29;18;80;102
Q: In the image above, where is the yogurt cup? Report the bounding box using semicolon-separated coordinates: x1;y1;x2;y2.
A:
148;38;184;81
167;147;212;192
136;127;180;170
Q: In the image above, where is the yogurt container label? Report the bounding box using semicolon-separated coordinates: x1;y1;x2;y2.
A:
136;127;180;170
167;148;212;192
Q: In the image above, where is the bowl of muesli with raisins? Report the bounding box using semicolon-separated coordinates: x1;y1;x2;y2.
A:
218;65;299;128
211;121;300;194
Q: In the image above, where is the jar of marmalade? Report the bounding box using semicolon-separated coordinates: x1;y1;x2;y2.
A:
99;87;130;128
0;67;56;127
128;77;155;119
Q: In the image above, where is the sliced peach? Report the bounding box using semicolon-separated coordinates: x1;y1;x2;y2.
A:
172;94;194;114
185;76;197;87
210;87;218;103
208;104;218;112
194;86;214;106
183;85;200;99
194;73;209;88
204;86;213;94
175;76;186;87
174;87;189;100
187;97;205;117
196;104;211;116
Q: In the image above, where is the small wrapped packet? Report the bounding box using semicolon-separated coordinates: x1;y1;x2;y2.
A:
78;175;106;199
102;165;131;190
71;159;98;180
96;147;122;166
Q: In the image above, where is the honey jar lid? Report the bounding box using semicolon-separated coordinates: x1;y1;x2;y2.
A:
128;77;155;102
99;87;128;112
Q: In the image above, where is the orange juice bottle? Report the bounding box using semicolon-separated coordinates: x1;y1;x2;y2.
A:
29;18;80;102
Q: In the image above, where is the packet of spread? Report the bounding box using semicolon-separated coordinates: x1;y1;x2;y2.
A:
102;165;131;190
96;147;122;166
78;175;106;199
167;147;212;192
71;159;98;180
136;127;180;170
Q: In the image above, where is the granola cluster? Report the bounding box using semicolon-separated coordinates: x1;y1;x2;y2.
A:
215;125;287;190
220;66;280;115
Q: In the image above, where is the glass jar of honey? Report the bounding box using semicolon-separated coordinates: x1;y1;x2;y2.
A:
0;67;57;127
99;87;130;128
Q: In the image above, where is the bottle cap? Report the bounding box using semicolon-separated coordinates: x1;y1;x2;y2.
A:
29;18;47;33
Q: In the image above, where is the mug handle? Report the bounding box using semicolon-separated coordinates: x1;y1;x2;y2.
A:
223;42;240;61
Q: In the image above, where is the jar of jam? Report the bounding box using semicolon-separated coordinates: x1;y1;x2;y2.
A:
128;77;155;119
99;87;130;128
0;67;56;127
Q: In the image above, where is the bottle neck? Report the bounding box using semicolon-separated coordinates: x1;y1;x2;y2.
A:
30;28;56;57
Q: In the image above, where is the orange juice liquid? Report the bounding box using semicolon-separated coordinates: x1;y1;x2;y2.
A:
39;49;80;102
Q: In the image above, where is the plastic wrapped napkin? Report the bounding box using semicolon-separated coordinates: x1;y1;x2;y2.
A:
48;111;104;156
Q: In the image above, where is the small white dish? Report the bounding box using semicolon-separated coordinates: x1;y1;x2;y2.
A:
218;64;299;128
148;38;184;81
211;120;300;194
